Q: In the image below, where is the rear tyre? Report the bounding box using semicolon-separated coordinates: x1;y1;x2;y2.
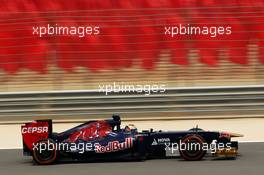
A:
32;139;57;165
179;135;207;161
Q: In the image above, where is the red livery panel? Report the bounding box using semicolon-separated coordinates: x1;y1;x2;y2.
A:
21;121;50;150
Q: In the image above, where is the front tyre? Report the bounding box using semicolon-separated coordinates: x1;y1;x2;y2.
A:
179;135;207;161
32;139;57;165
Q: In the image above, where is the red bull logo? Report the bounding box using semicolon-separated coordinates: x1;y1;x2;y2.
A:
95;137;133;153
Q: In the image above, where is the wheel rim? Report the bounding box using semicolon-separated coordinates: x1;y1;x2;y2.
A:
33;139;57;164
180;135;206;161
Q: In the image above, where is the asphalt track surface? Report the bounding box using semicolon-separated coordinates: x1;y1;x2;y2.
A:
0;143;263;175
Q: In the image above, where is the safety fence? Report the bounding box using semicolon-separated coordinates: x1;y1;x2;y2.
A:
0;85;264;123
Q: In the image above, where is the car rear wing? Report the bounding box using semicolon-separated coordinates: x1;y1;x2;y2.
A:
21;120;52;155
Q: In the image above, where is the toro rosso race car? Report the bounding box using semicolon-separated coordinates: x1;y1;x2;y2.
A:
21;115;243;165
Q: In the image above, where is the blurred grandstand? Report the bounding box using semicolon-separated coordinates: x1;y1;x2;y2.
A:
0;51;263;92
0;0;264;122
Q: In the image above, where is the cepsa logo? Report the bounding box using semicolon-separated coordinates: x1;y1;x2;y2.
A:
95;137;133;153
21;126;48;134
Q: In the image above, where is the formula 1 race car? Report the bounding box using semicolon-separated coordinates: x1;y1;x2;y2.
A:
21;115;243;165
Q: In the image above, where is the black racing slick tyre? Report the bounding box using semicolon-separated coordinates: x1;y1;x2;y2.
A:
32;139;57;165
179;135;207;161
